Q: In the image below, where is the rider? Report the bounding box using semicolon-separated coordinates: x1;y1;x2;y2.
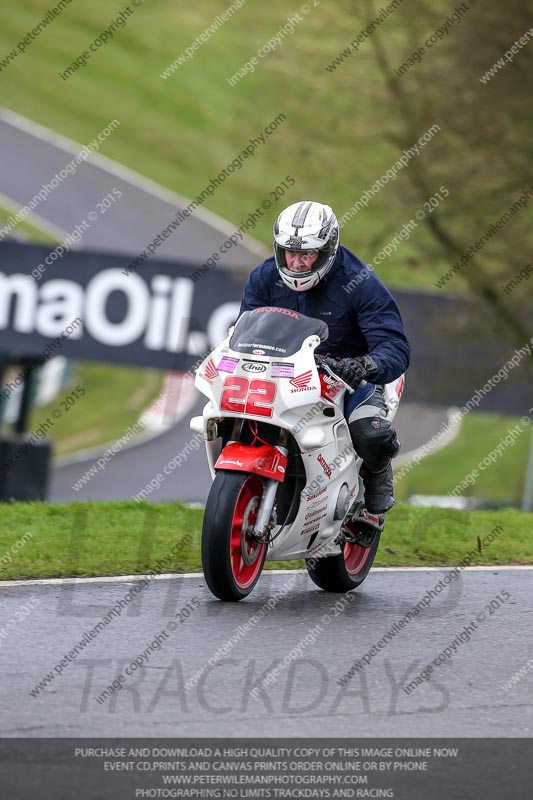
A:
239;200;410;532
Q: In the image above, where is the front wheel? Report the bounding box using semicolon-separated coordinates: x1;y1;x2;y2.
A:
202;470;268;601
305;532;381;592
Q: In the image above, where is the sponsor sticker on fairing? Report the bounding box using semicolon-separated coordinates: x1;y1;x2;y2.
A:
217;356;239;373
317;454;332;478
305;506;327;521
218;458;244;467
306;486;327;502
242;360;267;373
199;358;218;382
289;370;317;392
396;375;405;398
272;361;295;378
237;342;287;353
319;372;343;401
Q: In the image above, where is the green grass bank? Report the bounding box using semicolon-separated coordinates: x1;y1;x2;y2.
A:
0;501;531;581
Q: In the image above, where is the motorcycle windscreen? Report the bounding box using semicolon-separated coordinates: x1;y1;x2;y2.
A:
230;307;328;357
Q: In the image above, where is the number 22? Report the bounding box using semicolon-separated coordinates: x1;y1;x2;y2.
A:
220;377;276;418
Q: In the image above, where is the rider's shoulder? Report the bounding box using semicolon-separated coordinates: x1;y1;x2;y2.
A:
336;246;380;287
249;256;278;284
334;247;393;306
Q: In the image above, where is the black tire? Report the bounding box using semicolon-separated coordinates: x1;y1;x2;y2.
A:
306;531;381;592
202;470;267;601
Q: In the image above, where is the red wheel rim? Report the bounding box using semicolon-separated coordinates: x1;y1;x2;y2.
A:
343;542;371;576
230;475;266;590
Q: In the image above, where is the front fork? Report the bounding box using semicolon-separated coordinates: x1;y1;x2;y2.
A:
253;478;280;538
253;429;289;539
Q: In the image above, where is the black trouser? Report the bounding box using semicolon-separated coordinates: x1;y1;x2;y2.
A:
347;386;400;513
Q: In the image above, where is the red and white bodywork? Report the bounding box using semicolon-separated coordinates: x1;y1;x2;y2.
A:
191;307;402;564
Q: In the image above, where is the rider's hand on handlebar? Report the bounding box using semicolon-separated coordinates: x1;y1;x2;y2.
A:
319;354;379;389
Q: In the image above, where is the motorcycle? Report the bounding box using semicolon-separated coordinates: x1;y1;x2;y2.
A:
190;306;404;601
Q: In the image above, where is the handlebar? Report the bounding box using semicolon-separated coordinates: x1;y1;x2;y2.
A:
314;354;356;395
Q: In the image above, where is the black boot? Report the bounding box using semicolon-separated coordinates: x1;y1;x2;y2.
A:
363;461;395;514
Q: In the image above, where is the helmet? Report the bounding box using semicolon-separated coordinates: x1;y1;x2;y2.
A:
274;201;340;292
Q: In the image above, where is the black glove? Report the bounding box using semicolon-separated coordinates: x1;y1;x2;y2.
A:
321;354;379;389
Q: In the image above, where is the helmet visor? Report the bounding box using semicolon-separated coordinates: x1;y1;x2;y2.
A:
275;241;335;279
282;248;319;275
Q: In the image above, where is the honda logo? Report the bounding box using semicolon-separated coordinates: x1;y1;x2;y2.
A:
289;370;317;393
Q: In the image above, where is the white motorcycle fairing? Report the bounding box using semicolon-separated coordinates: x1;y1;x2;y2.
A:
191;307;403;564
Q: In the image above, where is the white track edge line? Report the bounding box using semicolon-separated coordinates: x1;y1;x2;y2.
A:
0;107;268;258
53;390;198;469
394;405;462;469
0;191;70;241
1;565;531;588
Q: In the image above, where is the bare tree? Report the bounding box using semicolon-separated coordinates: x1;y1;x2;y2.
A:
352;0;533;351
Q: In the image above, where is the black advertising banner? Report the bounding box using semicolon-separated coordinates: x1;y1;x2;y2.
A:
0;738;531;799
0;241;242;370
0;241;531;413
393;290;533;415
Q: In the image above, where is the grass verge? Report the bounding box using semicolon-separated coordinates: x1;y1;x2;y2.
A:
30;363;164;457
0;501;531;581
0;200;57;244
395;413;531;506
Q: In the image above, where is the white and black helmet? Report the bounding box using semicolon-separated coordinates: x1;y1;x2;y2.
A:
274;201;340;292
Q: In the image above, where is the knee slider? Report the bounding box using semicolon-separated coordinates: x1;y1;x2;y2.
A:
349;417;400;469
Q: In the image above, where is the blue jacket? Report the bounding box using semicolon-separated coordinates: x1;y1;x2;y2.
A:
239;245;410;385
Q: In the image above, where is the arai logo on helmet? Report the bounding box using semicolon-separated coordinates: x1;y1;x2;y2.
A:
286;236;303;249
242;361;266;373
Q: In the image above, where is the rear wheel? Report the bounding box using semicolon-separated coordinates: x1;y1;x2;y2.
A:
202;470;268;601
306;532;381;592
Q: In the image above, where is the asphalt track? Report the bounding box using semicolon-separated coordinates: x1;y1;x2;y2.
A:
1;568;531;736
51;399;451;503
0;108;266;268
